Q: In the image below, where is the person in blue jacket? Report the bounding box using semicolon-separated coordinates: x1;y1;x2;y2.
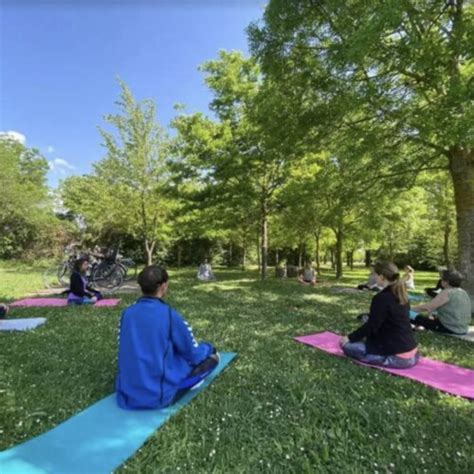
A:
116;265;219;410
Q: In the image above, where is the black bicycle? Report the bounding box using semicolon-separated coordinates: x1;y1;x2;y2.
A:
117;255;138;281
43;248;125;291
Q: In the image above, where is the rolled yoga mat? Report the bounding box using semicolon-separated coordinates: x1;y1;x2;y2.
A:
0;352;236;474
10;298;120;307
295;332;474;400
0;318;47;331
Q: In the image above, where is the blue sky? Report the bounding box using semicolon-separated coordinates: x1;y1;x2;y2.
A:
0;0;265;187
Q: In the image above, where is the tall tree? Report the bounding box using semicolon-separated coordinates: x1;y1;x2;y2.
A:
63;81;173;265
250;0;474;301
173;51;292;278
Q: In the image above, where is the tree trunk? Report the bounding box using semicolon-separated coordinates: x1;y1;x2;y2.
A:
228;242;233;267
330;248;335;269
260;201;268;279
388;238;394;261
144;238;155;266
365;249;371;267
275;249;279;265
334;228;343;279
315;233;321;274
298;242;304;268
449;146;474;308
242;246;247;270
347;250;354;270
443;221;451;269
177;243;182;268
256;231;261;272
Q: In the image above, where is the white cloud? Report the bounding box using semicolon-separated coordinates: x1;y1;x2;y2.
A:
47;145;55;154
0;130;26;144
54;158;75;170
48;158;75;172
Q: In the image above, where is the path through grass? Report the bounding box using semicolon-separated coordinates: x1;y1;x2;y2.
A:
1;266;473;473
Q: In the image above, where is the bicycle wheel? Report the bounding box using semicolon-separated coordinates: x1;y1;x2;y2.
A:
107;265;124;290
91;262;124;291
121;258;137;281
57;262;73;287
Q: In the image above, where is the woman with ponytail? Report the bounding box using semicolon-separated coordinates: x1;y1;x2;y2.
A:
340;261;419;368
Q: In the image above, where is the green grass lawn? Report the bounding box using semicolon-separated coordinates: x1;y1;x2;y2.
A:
0;260;51;300
1;265;473;473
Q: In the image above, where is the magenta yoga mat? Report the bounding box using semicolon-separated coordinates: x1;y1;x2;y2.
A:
295;331;474;400
11;298;120;307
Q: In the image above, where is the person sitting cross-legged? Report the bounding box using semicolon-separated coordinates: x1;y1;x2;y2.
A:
403;265;415;290
0;303;9;319
340;261;419;369
412;270;472;336
197;259;216;281
298;262;317;286
356;264;383;292
424;267;446;298
67;257;103;305
116;265;219;410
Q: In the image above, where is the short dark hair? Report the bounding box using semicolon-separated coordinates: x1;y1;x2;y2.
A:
441;270;463;287
137;265;169;295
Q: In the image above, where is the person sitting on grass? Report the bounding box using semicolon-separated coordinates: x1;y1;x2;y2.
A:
356;264;382;292
298;261;317;286
412;270;472;335
403;265;415;290
0;303;9;319
67;257;103;305
340;261;419;369
424;267;445;298
197;258;216;281
116;265;219;410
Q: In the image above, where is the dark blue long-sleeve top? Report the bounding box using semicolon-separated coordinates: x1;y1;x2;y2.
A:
348;287;417;355
116;296;214;410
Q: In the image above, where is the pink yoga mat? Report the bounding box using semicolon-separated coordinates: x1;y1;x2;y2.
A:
11;298;120;307
295;331;474;400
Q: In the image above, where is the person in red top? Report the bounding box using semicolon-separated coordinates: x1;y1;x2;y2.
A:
340;261;419;369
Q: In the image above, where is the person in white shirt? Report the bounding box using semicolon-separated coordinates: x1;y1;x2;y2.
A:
298;262;317;286
197;259;216;281
403;265;415;290
357;265;383;292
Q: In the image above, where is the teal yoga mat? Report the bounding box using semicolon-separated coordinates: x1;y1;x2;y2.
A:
0;352;236;474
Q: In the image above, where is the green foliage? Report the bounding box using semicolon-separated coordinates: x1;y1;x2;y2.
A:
249;0;473;295
0;139;67;259
62;80;175;264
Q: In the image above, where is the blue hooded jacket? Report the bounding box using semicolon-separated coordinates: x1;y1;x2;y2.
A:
116;297;214;409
